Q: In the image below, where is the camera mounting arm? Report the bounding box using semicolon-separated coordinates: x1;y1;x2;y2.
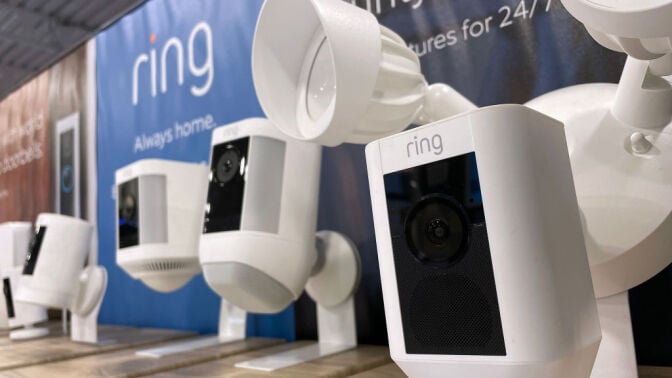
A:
613;56;672;130
414;84;478;125
70;265;108;344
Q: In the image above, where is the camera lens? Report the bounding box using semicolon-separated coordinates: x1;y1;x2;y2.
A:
405;195;469;265
119;194;136;221
215;146;241;185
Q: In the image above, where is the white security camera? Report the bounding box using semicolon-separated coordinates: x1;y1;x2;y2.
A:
526;0;672;298
199;119;361;371
115;159;208;292
366;105;601;378
199;118;324;313
252;0;475;146
0;223;47;336
14;214;107;343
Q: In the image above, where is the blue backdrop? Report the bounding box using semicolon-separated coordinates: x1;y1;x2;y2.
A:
95;0;296;338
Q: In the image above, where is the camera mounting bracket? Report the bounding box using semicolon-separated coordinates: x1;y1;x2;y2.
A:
70;265;111;344
235;230;360;371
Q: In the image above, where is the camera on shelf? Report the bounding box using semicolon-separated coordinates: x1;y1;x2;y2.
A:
366;105;601;378
199;118;323;314
115;159;208;293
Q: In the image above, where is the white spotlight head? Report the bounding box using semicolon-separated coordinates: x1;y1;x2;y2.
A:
561;0;672;60
199;118;322;313
252;0;427;146
15;214;93;310
115;159;208;293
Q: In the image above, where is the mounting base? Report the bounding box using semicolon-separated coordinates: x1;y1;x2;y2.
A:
235;231;360;371
135;299;246;358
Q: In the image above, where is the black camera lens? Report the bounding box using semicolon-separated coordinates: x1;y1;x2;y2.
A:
215;146;241;185
405;195;469;265
119;194;136;221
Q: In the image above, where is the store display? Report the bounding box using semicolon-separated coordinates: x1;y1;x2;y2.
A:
366;105;601;378
115;159;208;292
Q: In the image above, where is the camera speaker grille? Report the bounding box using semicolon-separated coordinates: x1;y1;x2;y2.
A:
409;274;492;349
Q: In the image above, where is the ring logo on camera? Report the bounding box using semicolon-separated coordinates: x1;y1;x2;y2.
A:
406;134;443;158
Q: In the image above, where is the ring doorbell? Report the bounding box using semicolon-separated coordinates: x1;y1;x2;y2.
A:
199;118;322;314
366;105;601;377
115;159;208;293
55;113;80;217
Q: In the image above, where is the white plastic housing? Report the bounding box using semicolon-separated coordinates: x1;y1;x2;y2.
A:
115;159;208;293
527;83;672;297
561;0;672;60
199;118;322;314
252;0;426;146
15;214;93;310
0;222;32;270
1;267;47;329
366;105;601;377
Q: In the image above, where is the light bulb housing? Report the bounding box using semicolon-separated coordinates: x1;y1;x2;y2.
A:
252;0;426;146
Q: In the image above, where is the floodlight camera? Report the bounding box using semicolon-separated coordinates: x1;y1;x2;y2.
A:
252;0;475;147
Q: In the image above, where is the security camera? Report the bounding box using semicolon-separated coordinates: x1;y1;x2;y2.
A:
14;214;107;343
115;159;208;293
252;0;475;146
366;105;601;378
200;118;323;313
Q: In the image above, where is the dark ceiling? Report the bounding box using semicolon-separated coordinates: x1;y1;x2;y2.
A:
0;0;147;101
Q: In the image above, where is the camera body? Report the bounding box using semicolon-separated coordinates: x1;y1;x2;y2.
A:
115;159;208;292
366;105;601;377
199;118;322;314
15;214;93;310
55;113;80;217
0;223;47;329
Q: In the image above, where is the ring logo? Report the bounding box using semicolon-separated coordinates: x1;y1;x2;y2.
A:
132;21;214;106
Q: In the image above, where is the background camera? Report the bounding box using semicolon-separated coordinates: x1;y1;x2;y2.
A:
405;195;469;265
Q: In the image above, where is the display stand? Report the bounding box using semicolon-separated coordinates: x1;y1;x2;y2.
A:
235;231;360;372
135;299;246;357
70;265;111;344
590;292;638;378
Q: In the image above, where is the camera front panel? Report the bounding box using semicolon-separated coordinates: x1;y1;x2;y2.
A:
384;152;505;356
59;129;75;216
204;137;250;234
3;278;14;319
118;178;140;248
22;226;47;276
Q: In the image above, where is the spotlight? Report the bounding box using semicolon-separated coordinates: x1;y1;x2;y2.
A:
252;0;475;146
